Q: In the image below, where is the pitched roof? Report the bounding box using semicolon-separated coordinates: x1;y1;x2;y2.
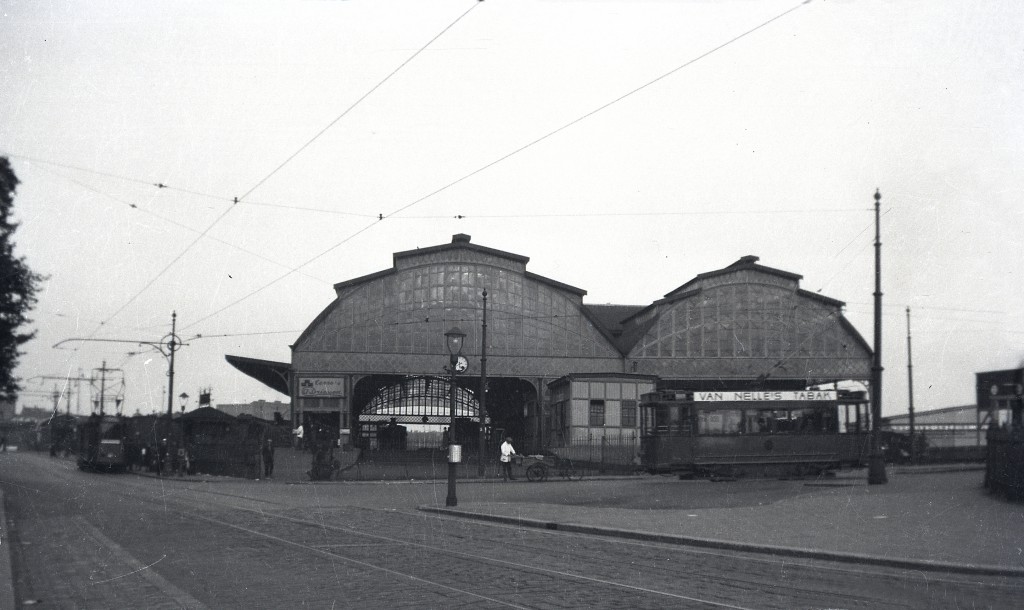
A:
665;255;802;298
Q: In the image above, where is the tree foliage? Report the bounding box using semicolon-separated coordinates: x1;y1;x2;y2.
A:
1;157;44;402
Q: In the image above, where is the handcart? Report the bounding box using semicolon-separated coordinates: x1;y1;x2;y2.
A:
516;454;584;482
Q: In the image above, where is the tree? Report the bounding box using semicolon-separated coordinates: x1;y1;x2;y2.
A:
0;157;44;402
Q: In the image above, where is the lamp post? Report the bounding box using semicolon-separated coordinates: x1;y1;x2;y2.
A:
445;326;467;507
179;392;189;414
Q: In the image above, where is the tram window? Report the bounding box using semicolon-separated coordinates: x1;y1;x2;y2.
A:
697;409;742;435
749;410;778;434
743;410;760;433
653;406;671;433
669;406;685;434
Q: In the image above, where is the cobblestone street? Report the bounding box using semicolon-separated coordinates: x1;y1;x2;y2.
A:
4;452;1022;609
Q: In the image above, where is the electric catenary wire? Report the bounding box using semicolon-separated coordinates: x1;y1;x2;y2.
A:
181;0;817;332
79;1;484;336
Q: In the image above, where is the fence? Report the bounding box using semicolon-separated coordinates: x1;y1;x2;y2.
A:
882;426;987;464
985;427;1024;501
547;436;640;474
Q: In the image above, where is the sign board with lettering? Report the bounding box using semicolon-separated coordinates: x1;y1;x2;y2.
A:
694;390;837;402
298;377;346;398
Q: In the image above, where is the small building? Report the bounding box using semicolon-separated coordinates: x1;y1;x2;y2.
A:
977;367;1024;429
215;400;289;423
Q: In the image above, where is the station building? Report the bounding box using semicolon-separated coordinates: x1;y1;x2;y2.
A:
227;234;873;455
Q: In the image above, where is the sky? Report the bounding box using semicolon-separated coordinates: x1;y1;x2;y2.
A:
2;0;1021;417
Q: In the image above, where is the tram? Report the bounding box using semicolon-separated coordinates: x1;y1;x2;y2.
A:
77;414;129;472
639;390;869;478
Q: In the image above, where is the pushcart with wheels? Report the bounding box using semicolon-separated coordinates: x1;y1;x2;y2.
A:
520;455;584;482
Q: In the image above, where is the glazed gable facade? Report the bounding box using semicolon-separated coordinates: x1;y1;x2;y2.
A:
622;259;872;384
292;236;623;378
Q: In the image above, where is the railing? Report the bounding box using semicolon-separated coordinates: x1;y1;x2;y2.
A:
546;437;640;474
985;427;1024;501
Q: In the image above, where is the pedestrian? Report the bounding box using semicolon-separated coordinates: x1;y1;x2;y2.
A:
292;422;304;450
500;436;516;481
0;435;7;452
262;437;275;477
157;438;168;475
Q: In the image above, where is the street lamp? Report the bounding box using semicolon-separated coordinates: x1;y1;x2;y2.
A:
445;326;467;507
179;392;189;413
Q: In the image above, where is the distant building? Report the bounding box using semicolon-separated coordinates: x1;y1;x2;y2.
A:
884;405;985;449
14;406;55;422
215;400;289;422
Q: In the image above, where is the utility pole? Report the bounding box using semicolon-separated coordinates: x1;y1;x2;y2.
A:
906;306;916;463
868;189;888;484
51;311;184;417
89;362;123;416
478;289;489;477
167;311;178;418
98;360;107;416
34;373;92;415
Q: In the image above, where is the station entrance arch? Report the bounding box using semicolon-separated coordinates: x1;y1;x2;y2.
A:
351;375;536;455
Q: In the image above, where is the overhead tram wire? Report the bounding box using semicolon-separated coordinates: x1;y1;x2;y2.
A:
382;0;815;221
12;152;863;220
80;1;484;336
398;208;868;219
182;0;817;332
5;152;235;203
37;166;333;286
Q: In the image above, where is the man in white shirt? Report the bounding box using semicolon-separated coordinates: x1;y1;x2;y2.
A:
293;423;304;450
500;436;516;481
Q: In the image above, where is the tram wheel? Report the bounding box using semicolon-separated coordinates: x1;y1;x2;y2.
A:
526;463;547;482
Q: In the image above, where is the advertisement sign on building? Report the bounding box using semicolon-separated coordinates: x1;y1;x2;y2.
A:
298;377;346;398
694;390;837;402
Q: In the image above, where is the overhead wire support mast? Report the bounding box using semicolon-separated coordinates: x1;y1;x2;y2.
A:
868;189;888;485
53;312;187;419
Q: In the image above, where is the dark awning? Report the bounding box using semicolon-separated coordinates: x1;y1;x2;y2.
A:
225;355;291;396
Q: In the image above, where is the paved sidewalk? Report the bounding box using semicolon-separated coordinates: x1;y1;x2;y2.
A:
422;466;1024;577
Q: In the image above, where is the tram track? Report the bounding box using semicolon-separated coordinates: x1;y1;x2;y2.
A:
6;456;1021;609
191;506;761;610
236;500;1024;609
95;476;1024;609
180;500;915;609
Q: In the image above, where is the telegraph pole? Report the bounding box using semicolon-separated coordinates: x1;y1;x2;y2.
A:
868;189;888;484
167;312;178;418
98;361;107;416
906;306;916;463
34;373;92;415
478;289;489;477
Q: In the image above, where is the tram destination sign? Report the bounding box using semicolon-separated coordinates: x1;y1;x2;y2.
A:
695;390;836;402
